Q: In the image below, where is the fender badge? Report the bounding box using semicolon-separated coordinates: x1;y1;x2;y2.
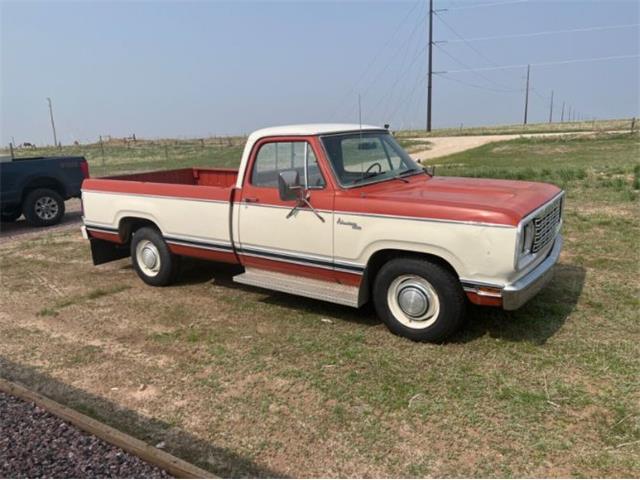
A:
337;218;362;230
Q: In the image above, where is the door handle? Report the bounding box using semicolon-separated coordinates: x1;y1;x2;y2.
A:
244;197;259;203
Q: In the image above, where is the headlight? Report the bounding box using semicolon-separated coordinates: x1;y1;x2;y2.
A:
521;221;535;255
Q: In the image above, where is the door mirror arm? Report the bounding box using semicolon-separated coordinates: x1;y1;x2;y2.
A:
278;170;325;222
286;189;325;223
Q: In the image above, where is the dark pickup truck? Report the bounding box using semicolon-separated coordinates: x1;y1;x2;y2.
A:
0;156;89;226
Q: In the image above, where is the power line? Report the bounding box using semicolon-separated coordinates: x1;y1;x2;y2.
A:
445;54;640;73
434;43;521;92
374;9;430;119
434;11;501;67
445;23;640;43
447;0;529;11
328;0;423;120
435;73;522;93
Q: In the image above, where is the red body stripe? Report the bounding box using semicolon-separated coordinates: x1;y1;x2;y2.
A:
167;243;237;264
87;230;122;244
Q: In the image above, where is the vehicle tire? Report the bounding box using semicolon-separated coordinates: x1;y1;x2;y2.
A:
130;227;180;286
23;188;65;227
373;257;466;342
1;208;21;223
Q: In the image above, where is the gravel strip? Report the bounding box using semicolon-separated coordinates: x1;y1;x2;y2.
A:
0;391;171;478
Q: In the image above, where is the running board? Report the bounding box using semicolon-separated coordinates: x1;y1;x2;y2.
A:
233;268;361;307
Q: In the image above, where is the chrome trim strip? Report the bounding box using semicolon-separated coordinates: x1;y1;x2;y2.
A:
239;247;364;273
239;242;332;262
82;189;229;204
85;224;119;234
164;233;232;248
239;250;336;272
460;279;504;289
165;239;233;253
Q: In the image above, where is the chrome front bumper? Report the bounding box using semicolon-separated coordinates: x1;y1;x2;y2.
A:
502;235;563;310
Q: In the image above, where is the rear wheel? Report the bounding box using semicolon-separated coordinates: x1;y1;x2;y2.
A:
130;227;180;286
373;257;466;342
23;188;65;227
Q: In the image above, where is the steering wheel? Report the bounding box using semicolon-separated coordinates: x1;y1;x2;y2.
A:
365;162;383;174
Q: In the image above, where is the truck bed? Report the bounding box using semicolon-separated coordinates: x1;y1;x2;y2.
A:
82;167;239;264
107;167;237;188
82;167;238;201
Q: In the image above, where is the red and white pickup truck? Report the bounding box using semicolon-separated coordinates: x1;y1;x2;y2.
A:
81;124;563;342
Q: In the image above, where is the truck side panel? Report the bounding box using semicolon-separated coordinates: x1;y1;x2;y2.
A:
82;182;236;264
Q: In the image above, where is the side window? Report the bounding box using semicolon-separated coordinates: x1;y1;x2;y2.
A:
251;141;325;188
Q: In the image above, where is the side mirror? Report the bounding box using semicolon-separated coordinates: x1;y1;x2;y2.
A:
424;165;436;176
278;169;301;201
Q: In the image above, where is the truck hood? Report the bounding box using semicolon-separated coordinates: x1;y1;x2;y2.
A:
341;175;562;226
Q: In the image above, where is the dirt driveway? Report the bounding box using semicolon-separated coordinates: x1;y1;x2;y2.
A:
410;131;624;161
0;199;82;243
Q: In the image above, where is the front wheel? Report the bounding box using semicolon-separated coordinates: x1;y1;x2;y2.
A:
130;227;180;286
373;258;466;342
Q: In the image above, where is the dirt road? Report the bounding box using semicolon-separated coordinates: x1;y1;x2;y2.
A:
0;199;82;243
410;130;620;161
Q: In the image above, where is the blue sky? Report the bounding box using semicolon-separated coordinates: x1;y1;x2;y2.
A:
1;0;638;145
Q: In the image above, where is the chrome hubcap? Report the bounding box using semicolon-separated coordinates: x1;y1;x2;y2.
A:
136;240;161;277
141;246;158;269
34;197;59;220
387;275;440;329
398;285;430;317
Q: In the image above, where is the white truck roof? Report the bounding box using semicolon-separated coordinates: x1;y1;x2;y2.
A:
236;123;386;188
249;123;384;139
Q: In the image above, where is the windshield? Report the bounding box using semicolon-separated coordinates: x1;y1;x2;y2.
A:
320;131;422;187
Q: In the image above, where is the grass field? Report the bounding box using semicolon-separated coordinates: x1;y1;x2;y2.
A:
2;137;246;177
1;132;639;477
396;118;636;138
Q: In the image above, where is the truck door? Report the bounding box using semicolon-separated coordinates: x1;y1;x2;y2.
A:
236;137;336;283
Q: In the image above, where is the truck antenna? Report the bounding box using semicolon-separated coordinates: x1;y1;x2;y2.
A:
358;93;362;134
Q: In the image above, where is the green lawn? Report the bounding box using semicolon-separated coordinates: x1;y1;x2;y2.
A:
1;132;638;477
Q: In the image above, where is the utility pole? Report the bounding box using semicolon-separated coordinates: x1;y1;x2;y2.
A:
567;105;572;123
548;90;554;123
426;0;434;132
523;64;530;125
561;102;565;122
46;97;58;147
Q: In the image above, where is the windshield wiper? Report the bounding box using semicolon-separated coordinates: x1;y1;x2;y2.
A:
391;168;423;182
352;171;384;185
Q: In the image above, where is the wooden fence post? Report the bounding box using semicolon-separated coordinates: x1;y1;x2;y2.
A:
631;117;636;133
99;136;105;166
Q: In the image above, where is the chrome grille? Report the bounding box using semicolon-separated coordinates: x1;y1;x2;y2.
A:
531;197;562;253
